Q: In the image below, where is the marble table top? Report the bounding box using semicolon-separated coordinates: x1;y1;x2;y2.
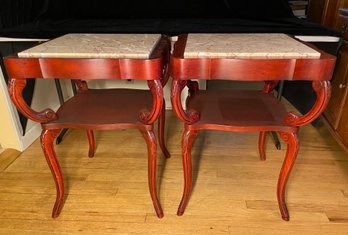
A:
183;34;321;59
18;34;162;59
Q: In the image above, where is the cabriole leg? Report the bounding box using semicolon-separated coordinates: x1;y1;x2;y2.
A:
277;131;299;221
86;129;95;158
140;128;163;218
40;129;64;218
177;128;199;216
258;131;267;161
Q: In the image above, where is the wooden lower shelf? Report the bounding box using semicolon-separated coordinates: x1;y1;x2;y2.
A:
188;90;293;132
44;89;153;129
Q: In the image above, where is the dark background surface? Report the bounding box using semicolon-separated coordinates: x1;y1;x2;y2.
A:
0;0;338;38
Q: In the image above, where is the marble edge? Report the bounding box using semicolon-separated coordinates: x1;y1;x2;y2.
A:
183;33;322;59
17;34;162;59
17;52;152;59
183;52;321;59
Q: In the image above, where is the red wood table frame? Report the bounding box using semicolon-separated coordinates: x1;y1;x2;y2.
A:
170;34;336;221
4;35;171;218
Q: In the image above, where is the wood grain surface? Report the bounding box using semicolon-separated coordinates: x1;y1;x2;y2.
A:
0;99;348;234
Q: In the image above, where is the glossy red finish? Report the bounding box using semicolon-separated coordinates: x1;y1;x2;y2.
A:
4;35;171;218
170;34;335;221
258;131;267;161
40;129;64;218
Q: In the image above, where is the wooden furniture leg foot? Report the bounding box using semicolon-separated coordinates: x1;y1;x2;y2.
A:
140;128;163;218
177;128;199;216
258;131;267;161
40;129;64;218
271;132;281;150
56;128;68;144
86;129;95;158
158;100;170;158
277;131;299;221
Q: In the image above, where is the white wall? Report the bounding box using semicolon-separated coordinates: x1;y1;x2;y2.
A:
0;66;22;150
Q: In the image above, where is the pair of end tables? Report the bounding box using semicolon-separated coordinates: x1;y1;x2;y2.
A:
4;33;336;221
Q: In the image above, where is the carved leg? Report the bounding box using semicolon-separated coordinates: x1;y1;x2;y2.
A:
177;128;199;216
86;129;95;158
158;99;170;158
277;131;299;221
258;131;267;161
40;129;64;218
140;128;163;218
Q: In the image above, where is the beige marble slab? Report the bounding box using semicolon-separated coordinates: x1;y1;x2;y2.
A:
18;34;161;59
184;33;321;59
